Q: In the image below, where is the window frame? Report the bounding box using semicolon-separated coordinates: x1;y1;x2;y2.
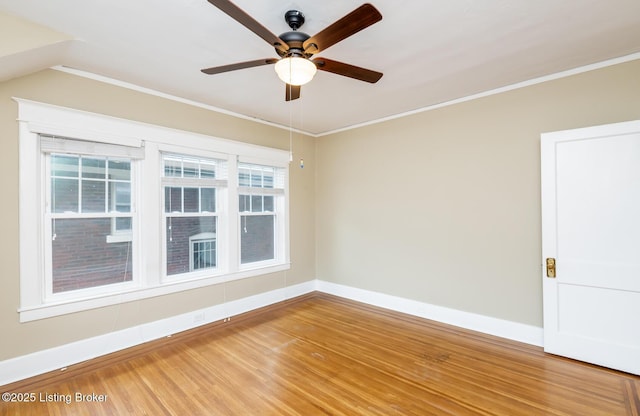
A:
16;98;290;322
161;152;227;281
43;151;139;302
237;162;286;269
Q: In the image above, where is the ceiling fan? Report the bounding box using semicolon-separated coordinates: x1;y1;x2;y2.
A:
201;1;383;101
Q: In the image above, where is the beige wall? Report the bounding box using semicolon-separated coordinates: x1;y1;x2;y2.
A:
0;69;315;360
316;59;640;327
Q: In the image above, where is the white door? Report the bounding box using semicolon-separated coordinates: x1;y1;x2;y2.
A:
541;120;640;375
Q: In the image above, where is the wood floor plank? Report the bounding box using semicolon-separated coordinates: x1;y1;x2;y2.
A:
2;292;638;415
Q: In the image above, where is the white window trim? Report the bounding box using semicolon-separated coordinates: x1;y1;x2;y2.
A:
16;98;290;322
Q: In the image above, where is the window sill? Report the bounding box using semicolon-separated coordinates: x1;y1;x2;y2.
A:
18;262;291;322
106;233;133;243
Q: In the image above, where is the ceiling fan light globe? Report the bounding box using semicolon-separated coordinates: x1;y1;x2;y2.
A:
275;57;317;86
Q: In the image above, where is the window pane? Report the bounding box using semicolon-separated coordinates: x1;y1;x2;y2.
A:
251;170;262;187
183;158;199;177
201;188;215;212
200;161;216;179
164;157;182;177
108;159;130;181
52;155;79;178
239;167;250;187
263;170;274;188
52;178;78;213
82;180;106;213
115;217;132;232
82;158;106;179
51;218;133;293
251;195;263;212
264;195;274;212
239;195;250;212
241;215;274;264
110;182;131;212
166;216;216;275
183;188;199;213
165;187;182;212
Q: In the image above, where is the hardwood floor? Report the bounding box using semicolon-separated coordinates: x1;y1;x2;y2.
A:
2;292;639;415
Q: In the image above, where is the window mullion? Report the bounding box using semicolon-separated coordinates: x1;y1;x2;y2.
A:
105;159;109;213
181;186;185;213
227;157;240;272
77;170;82;214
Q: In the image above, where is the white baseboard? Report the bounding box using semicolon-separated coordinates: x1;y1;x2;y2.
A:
0;280;315;386
315;280;544;347
1;279;543;386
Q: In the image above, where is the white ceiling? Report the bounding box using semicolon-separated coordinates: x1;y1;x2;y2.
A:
1;0;640;135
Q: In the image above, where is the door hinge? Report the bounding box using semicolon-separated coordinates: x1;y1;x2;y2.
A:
546;258;556;278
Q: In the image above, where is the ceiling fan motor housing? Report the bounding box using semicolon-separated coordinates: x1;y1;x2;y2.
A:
278;10;312;57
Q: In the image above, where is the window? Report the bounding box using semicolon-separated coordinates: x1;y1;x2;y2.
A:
189;233;217;271
47;152;135;295
17;98;290;322
238;163;285;265
162;154;227;278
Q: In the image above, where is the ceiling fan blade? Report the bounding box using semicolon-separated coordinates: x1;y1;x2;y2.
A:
303;3;382;54
313;58;383;83
285;84;301;101
206;0;288;54
201;58;278;75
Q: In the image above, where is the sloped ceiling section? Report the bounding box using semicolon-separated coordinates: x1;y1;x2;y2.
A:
0;12;74;82
1;1;640;135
